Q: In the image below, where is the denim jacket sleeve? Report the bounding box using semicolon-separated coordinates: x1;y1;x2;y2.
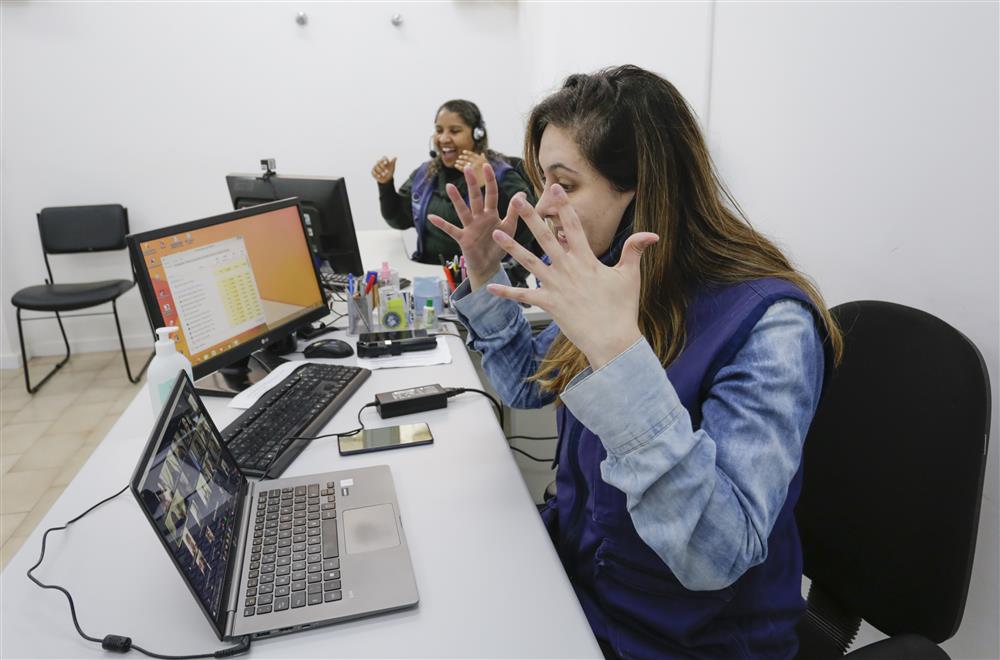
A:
560;300;825;591
450;268;559;409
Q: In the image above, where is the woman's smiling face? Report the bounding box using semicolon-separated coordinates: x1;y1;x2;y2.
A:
434;110;476;169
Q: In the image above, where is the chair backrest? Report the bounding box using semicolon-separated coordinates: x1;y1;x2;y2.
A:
796;300;991;644
37;204;129;254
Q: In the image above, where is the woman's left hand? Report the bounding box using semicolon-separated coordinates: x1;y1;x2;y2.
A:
486;185;659;370
454;150;488;187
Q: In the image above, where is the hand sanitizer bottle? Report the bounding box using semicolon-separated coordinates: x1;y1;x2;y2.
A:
147;327;193;413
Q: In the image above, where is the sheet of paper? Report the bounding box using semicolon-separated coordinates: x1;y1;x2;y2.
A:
355;337;452;370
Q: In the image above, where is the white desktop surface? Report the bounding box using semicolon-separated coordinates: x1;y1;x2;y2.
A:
0;328;599;658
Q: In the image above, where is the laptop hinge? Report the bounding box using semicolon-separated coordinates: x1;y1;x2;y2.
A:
224;479;256;637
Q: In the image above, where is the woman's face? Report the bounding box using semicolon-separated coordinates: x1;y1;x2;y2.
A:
434;110;476;169
534;125;636;256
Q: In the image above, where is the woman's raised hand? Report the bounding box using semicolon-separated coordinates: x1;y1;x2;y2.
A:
427;163;522;290
371;156;397;184
486;185;659;370
454;150;488;187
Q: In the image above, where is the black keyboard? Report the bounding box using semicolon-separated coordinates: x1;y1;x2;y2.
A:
243;483;342;616
222;363;370;478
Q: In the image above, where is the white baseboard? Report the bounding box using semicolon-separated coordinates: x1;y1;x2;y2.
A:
13;333;154;361
1;352;23;370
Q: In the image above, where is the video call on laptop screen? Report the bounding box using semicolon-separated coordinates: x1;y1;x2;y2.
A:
135;204;325;365
135;385;244;621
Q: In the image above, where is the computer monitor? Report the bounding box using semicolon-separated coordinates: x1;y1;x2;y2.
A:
225;173;364;277
128;198;329;397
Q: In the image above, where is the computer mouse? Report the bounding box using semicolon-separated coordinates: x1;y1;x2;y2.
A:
303;338;354;359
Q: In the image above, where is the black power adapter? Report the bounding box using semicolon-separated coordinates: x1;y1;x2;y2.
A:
375;384;449;418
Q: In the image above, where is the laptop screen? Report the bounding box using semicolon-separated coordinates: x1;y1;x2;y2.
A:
131;375;245;634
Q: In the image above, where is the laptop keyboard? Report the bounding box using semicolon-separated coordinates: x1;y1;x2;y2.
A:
244;483;341;616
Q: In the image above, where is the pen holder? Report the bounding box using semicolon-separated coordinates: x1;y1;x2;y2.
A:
347;295;373;335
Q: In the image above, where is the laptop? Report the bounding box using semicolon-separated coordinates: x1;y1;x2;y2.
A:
129;372;419;641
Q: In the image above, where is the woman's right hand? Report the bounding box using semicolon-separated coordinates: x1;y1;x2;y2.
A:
428;163;522;291
371;156;397;184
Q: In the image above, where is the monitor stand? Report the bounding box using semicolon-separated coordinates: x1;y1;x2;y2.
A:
194;338;295;398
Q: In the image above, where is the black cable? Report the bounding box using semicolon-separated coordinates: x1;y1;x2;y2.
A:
506;434;557;441
508;445;554;463
26;486;252;658
444;387;503;428
261;402;378;481
429;332;464;339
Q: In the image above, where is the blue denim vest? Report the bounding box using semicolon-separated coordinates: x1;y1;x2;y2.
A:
546;279;831;659
409;158;512;260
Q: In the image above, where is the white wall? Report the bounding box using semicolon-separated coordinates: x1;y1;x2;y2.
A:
709;3;999;658
0;1;533;361
2;1;997;656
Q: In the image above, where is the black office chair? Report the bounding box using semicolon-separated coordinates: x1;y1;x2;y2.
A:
795;300;991;659
10;204;154;393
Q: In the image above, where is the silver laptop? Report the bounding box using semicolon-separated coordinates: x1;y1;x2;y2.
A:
129;372;418;641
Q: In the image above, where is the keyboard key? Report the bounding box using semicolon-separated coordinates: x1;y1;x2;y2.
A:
256;605;272;615
291;592;306;608
307;593;323;606
324;591;342;603
275;585;290;597
274;597;290;611
244;607;255;617
323;558;340;571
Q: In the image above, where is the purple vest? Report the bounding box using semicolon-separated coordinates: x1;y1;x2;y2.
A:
545;279;831;659
409;158;512;260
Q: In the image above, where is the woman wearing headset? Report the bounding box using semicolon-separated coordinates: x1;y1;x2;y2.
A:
372;99;537;265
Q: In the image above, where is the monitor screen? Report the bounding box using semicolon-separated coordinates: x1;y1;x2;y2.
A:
128;199;328;379
226;173;364;277
130;373;245;638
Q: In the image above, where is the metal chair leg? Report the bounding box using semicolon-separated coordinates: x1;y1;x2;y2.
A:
17;307;71;394
112;299;153;384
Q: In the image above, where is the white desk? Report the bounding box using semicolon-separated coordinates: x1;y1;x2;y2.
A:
0;328;595;653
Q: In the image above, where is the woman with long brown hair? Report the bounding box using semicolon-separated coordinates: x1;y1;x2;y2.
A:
430;65;841;659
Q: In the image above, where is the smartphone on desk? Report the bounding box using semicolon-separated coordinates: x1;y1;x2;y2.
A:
338;422;434;456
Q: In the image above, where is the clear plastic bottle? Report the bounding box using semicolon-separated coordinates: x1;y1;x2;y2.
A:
147;327;193;413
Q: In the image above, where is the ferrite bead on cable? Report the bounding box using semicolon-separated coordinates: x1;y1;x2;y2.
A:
101;635;132;652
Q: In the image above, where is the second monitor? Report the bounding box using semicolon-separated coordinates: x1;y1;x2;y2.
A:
226;172;364;277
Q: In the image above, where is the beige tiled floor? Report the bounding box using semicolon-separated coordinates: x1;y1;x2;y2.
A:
0;349;149;569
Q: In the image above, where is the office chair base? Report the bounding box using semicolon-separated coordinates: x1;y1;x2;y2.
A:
17;307;70;394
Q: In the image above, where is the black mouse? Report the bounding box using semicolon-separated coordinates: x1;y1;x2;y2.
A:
303;338;354;359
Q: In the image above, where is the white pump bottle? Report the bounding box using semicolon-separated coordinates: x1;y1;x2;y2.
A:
147;327;193;413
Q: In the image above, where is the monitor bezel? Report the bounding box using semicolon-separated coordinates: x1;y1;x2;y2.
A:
129;372;249;640
127;197;329;381
225;173;365;276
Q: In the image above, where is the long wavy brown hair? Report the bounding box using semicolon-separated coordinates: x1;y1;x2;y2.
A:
522;65;842;395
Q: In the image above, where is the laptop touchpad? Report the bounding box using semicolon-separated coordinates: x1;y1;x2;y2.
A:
343;504;400;554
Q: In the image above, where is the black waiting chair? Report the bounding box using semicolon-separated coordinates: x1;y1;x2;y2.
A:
795;300;991;659
10;204;154;393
